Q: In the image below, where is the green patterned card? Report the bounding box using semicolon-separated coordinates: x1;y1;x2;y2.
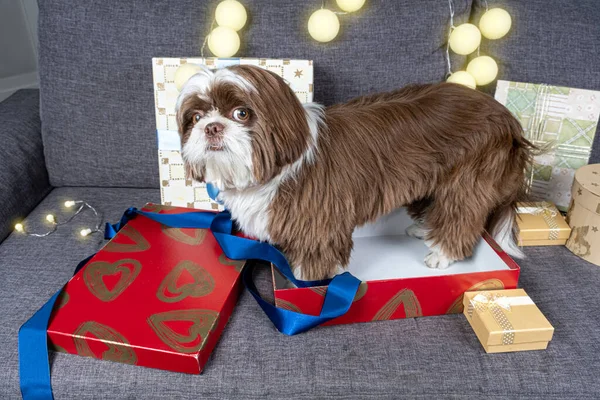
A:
495;81;600;211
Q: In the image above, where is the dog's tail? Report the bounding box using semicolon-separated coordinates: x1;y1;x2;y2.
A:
488;204;524;259
486;109;538;259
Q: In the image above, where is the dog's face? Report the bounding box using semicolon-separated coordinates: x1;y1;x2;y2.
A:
176;65;311;190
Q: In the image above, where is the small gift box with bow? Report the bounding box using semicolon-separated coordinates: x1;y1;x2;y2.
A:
517;202;571;246
463;289;554;353
46;203;246;374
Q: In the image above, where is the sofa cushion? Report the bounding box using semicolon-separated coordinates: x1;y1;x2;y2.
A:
0;89;51;243
37;0;472;188
2;187;600;398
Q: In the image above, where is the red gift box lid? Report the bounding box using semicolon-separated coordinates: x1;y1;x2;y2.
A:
47;204;245;374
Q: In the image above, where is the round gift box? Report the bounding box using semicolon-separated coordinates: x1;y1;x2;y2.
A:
566;164;600;266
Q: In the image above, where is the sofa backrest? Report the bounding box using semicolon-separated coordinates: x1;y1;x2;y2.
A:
38;0;600;188
37;0;472;188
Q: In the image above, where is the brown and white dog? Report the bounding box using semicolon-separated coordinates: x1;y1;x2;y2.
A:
176;65;533;281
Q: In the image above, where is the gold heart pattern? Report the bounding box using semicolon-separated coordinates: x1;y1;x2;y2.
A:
372;288;422;320
309;282;368;302
55;291;70;309
84;259;142;302
218;253;246;272
49;343;67;354
74;321;137;365
445;279;505;314
156;260;215;303
275;299;302;313
162;225;207;246
104;224;150;253
143;203;178;212
147;309;219;354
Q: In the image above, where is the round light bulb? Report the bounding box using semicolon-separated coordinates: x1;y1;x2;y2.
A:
64;200;75;208
466;56;498;86
208;26;241;58
446;71;477;89
479;8;512;40
335;0;366;12
215;0;247;31
174;63;202;91
15;223;24;232
80;228;92;237
449;23;482;55
308;9;340;43
46;214;56;223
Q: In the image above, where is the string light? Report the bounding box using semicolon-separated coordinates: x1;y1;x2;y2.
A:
215;0;247;31
80;228;93;237
445;0;511;88
13;200;102;238
208;26;240;58
201;1;247;58
467;55;498;86
449;23;481;55
335;0;365;12
308;9;340;43
308;0;364;43
479;8;512;40
174;63;203;91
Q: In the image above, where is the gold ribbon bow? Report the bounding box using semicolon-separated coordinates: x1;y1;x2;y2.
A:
467;292;516;345
518;202;560;240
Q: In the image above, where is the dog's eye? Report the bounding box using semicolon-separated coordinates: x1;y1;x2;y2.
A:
232;108;250;122
192;113;209;123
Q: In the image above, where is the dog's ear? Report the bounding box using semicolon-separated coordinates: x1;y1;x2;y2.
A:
176;94;196;136
175;65;215;133
231;65;312;183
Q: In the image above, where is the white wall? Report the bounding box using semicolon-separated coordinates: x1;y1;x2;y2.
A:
0;0;39;102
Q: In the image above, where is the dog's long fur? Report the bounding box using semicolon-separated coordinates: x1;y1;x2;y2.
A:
176;65;533;281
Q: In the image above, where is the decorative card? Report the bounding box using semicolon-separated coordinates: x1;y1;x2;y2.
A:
495;81;600;211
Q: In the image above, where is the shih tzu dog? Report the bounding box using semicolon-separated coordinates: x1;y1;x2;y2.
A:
176;65;532;281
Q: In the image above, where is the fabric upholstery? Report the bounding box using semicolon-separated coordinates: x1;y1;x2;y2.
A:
0;89;51;243
473;0;600;91
2;187;600;399
37;0;472;188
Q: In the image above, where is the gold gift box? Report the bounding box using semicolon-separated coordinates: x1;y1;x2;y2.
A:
517;202;571;246
463;289;554;353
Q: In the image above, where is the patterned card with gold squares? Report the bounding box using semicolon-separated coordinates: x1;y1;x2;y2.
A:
152;57;314;210
495;81;600;211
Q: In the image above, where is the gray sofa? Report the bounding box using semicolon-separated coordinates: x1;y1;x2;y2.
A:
2;0;600;398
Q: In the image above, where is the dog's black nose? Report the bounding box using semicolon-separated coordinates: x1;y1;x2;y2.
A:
204;122;225;137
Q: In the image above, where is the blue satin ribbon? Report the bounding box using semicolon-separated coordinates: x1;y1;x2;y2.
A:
206;182;223;205
19;255;94;400
19;208;360;400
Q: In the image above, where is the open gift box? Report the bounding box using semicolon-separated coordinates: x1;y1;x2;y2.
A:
272;209;520;325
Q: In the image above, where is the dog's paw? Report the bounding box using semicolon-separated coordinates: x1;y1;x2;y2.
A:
406;223;428;239
424;250;453;269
